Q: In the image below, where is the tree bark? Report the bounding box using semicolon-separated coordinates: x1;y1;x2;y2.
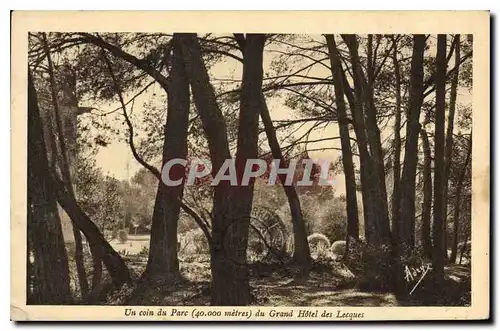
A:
325;34;360;255
391;35;403;236
341;34;393;291
432;34;448;285
420;129;433;259
234;33;312;274
229;32;267;296
41;33;89;298
342;34;391;245
398;34;426;254
180;33;262;305
27;71;72;305
259;97;312;271
450;137;472;263
339;35;377;245
144;34;190;278
53;178;132;286
444;35;461;263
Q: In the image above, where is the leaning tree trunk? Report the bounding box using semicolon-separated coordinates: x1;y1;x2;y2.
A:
53;179;132;286
233;35;312;274
450;137;472;263
179;33;249;305
144;34;190;279
325;34;360;257
444;35;461;264
27;71;72;305
420;129;434;259
259;96;312;272
234;34;311;272
432;34;448;286
42;33;89;298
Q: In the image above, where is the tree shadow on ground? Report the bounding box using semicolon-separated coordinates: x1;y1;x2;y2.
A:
102;259;470;307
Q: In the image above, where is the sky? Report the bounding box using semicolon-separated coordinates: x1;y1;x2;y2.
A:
81;34;472;198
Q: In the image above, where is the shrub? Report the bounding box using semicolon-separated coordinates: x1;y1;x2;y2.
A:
330;240;346;261
179;229;209;255
308;233;332;260
357;242;393;292
118;229;128;244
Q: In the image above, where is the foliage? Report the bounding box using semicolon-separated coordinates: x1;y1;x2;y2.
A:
179;229;210;255
307;233;332;261
330;240;346;261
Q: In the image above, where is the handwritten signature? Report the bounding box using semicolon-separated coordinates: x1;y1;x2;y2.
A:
404;263;432;295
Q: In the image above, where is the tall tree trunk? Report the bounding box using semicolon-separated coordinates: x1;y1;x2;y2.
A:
340;71;375;245
444;35;461;264
364;35;391;242
41;33;89;298
144;34;190;278
432;34;448;286
259;97;312;271
342;34;391;244
27;71;72;305
180;33;259;305
325;34;359;256
398;35;426;255
341;34;393;291
234;34;311;273
420;129;433;259
391;35;403;235
339;35;376;245
393;35;426;298
450;137;472;263
229;32;267;295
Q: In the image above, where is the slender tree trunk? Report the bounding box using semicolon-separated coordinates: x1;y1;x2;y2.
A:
144;34;190;278
391;35;402;235
259;97;312;270
444;35;461;264
325;34;359;256
432;34;448;286
420;129;434;259
398;35;426;254
235;34;312;273
450;137;472;263
27;71;72;305
41;33;89;298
